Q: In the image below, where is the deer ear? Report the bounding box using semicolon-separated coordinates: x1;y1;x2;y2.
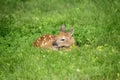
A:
60;25;66;32
69;28;74;35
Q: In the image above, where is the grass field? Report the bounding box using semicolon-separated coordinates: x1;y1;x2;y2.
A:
0;0;120;80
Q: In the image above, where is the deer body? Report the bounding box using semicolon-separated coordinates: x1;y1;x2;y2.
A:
33;25;76;50
34;34;56;49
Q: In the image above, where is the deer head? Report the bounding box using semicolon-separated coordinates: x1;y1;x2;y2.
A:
53;25;76;49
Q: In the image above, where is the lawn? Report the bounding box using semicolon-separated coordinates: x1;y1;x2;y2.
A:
0;0;120;80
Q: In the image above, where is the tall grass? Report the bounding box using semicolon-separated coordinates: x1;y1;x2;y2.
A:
0;0;120;80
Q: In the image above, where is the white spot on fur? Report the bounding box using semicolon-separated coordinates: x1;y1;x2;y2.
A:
44;38;46;41
42;42;44;46
49;35;51;38
44;42;47;45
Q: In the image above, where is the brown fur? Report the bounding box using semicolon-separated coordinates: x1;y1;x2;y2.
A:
33;25;77;50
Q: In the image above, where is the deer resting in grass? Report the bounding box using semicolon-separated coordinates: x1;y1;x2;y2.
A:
33;25;76;50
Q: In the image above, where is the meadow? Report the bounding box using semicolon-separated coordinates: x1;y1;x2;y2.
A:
0;0;120;80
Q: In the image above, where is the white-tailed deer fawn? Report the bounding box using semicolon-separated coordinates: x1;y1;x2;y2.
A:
33;25;76;50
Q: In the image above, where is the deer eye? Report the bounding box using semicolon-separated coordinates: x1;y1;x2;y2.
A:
61;38;65;41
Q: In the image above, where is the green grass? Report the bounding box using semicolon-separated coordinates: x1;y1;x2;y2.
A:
0;0;120;80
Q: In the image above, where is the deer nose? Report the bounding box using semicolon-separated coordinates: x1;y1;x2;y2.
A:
52;41;58;46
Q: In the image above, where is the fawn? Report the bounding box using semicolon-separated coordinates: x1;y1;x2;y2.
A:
33;25;76;50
